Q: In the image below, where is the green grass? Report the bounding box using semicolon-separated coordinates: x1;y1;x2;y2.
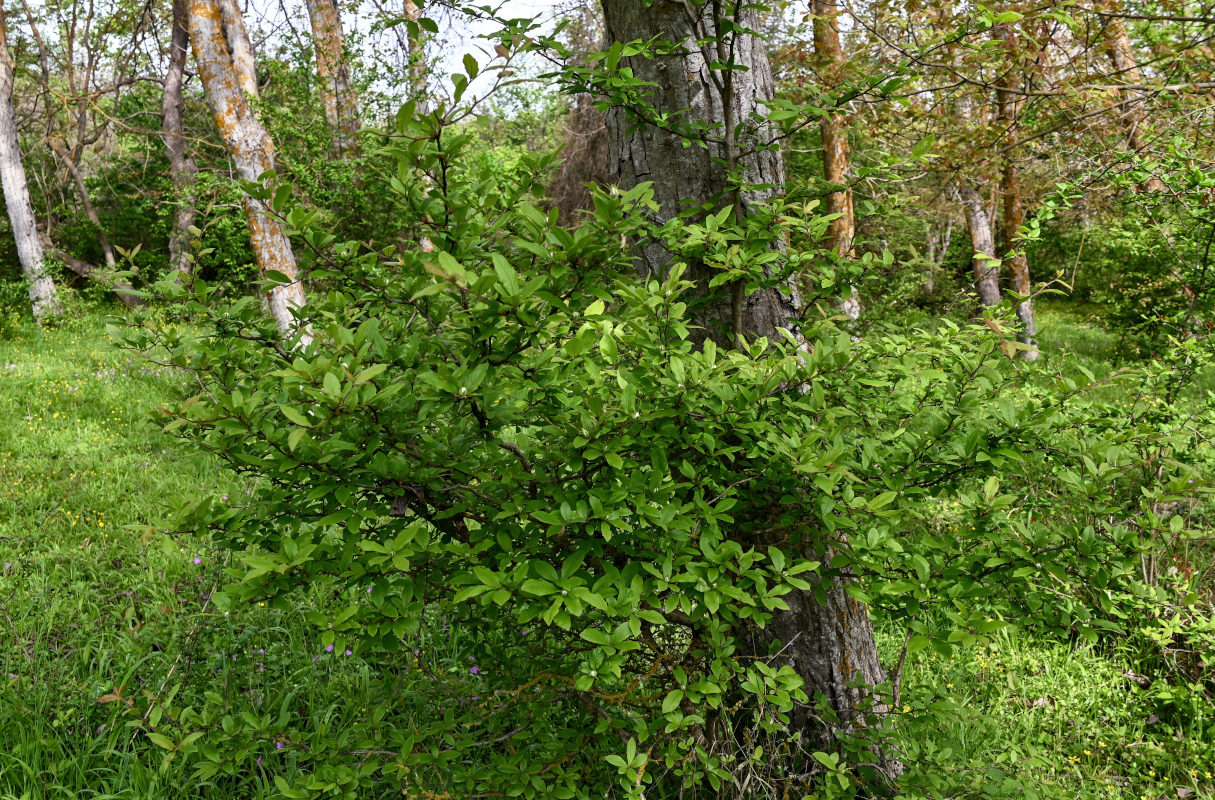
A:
0;311;1211;799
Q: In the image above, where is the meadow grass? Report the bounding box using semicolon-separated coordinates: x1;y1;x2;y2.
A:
0;311;1210;799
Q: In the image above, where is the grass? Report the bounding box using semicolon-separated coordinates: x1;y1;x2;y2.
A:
0;310;1211;799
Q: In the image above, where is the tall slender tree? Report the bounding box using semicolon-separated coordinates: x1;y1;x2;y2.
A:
811;0;860;319
958;181;1002;307
306;0;359;155
188;0;310;344
0;1;60;321
162;0;199;279
599;0;894;767
995;21;1038;359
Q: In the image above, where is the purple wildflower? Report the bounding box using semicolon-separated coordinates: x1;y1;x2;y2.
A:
276;741;284;751
469;666;479;675
345;649;353;656
193;557;201;565
325;644;334;653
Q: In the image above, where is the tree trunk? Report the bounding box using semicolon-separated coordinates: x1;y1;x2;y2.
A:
812;0;860;320
219;0;258;98
0;2;60;321
162;0;199;279
602;0;796;345
600;0;892;773
1096;1;1163;191
1099;2;1146;151
306;0;359;156
958;182;1001;307
404;0;427;110
403;0;434;253
188;0;311;345
46;140;143;307
995;24;1037;360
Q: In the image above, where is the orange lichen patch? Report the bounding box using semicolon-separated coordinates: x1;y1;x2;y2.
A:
188;0;310;342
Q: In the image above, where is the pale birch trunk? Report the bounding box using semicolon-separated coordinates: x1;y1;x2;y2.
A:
0;3;60;321
601;0;895;775
306;0;359;156
188;0;311;345
162;0;199;279
996;24;1038;360
812;0;860;319
958;182;1001;307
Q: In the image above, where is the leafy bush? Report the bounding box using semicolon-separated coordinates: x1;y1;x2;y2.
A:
112;89;1215;798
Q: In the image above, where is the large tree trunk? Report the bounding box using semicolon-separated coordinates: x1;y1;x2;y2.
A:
219;0;258;98
602;0;797;346
958;182;1001;307
162;0;199;279
0;2;60;321
812;0;860;319
188;0;311;345
306;0;359;156
995;24;1038;360
600;0;892;773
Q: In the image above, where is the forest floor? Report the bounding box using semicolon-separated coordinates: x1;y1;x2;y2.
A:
0;309;1211;799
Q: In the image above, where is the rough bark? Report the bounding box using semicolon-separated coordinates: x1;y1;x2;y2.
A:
218;0;258;98
958;181;1001;307
995;24;1037;360
188;0;311;345
600;0;892;773
162;0;199;279
0;2;60;321
306;0;359;156
602;0;797;345
811;0;859;319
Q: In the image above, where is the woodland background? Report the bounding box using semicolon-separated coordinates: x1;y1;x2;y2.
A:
0;0;1213;798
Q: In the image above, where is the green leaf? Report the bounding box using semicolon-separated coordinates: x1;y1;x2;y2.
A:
868;491;897;511
354;364;388;384
521;579;558;596
491;253;520;294
147;732;176;751
279;405;311;427
580;627;612;645
662;689;684;715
